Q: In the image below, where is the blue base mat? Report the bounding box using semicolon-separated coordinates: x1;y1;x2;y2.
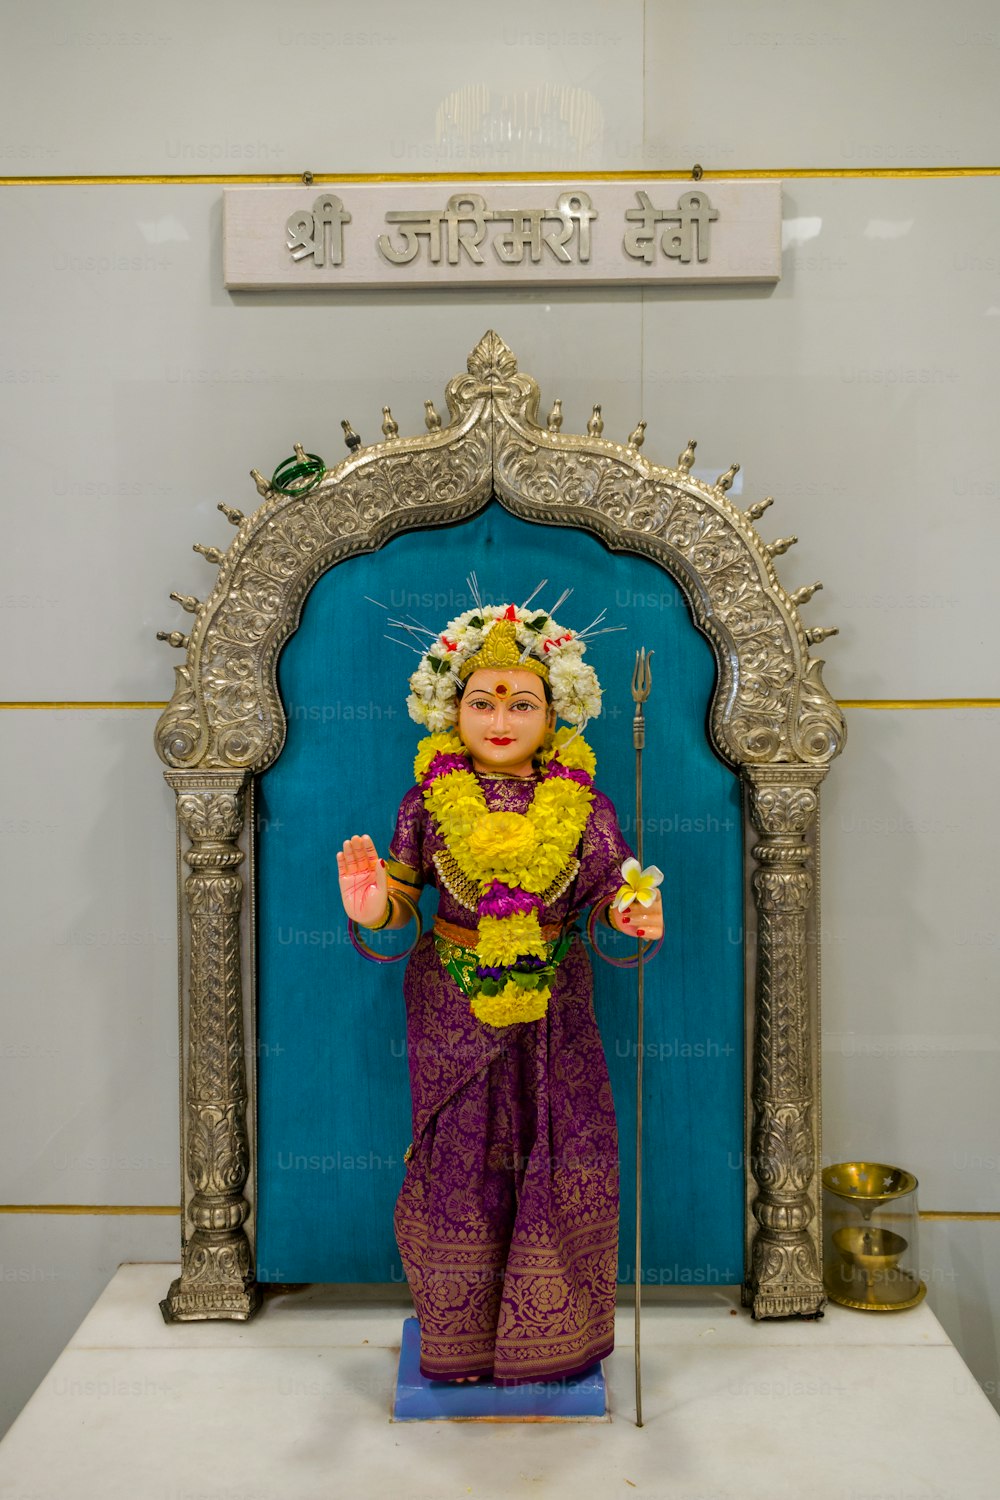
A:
392;1317;609;1421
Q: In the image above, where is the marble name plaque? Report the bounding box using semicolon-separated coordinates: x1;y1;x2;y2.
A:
223;179;782;290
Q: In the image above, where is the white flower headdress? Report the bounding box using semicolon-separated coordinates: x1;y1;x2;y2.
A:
368;575;622;734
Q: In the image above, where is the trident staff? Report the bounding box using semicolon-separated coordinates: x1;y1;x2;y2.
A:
631;646;654;1428
583;644;664;1418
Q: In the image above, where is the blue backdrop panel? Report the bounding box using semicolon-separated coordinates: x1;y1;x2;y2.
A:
256;503;744;1285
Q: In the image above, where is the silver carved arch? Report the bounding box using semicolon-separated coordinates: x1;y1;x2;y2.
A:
155;330;846;1322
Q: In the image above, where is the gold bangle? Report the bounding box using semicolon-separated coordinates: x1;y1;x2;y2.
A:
389;888;418;924
389;888;424;944
366;895;393;931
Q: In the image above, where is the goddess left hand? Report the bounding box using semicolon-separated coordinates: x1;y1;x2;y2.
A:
609;892;663;941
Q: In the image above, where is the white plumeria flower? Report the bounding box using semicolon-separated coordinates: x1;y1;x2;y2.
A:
613;858;664;911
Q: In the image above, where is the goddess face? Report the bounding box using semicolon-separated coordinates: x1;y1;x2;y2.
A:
458;667;555;777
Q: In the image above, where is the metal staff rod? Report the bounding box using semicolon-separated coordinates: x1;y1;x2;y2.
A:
631;646;653;1428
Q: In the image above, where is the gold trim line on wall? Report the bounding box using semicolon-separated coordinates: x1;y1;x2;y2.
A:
839;699;1000;710
2;699;999;713
0;702;169;710
1;1203;994;1220
0;1204;180;1215
919;1211;1000;1221
2;167;1000;188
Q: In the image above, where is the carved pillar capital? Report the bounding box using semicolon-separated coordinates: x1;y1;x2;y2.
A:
745;765;822;838
173;777;246;842
742;764;828;1318
160;769;261;1321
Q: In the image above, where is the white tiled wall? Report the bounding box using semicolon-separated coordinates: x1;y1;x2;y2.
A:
821;707;1000;1207
2;0;997;1440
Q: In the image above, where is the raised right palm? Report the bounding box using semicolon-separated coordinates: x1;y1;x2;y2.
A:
337;834;388;924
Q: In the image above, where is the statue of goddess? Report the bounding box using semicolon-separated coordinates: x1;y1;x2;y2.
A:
338;593;663;1384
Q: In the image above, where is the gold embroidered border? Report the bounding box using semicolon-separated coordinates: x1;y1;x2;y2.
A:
432;847;581;915
431;848;481;911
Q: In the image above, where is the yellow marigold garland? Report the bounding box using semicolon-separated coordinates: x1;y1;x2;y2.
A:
415;729;596;1027
476;912;549;967
413;730;466;783
470;981;550;1027
422;774;592;891
546;726;596;778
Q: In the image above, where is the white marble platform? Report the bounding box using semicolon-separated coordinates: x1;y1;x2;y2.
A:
1;1264;999;1500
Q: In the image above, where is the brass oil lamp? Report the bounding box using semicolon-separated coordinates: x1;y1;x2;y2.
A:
822;1162;927;1311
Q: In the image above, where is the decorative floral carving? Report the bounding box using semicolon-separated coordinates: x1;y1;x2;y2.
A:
189;1105;251;1196
467;328;520;386
184;1239;253;1286
176;789;245;845
156;663;203;765
162;770;259;1322
749;1235;821;1317
156;331;845;776
744;766;826;1316
749;782;819;838
753;870;813;912
157;420;492;772
751;1100;816;1200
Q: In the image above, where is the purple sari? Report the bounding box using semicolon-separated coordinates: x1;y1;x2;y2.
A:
388;769;635;1384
